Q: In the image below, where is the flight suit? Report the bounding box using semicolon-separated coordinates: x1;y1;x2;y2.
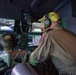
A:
29;25;76;75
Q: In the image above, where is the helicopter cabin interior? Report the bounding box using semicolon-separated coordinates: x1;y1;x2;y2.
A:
0;0;76;75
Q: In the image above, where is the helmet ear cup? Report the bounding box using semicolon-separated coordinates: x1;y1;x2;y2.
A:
44;18;51;28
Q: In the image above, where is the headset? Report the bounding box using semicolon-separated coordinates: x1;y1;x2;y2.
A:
44;15;51;29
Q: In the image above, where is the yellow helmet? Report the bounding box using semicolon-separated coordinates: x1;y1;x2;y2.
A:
38;11;60;22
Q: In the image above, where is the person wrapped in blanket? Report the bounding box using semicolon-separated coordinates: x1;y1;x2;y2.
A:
29;11;76;75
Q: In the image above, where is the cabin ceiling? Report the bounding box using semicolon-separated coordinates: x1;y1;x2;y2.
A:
0;0;69;20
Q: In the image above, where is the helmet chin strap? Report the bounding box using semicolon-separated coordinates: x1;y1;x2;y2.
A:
43;27;52;32
43;23;59;32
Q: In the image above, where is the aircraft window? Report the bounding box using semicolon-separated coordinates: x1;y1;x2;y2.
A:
32;28;41;32
32;35;41;46
0;18;15;32
27;33;42;47
32;22;42;32
28;35;41;46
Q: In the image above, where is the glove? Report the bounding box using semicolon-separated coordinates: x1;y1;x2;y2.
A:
28;57;38;66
